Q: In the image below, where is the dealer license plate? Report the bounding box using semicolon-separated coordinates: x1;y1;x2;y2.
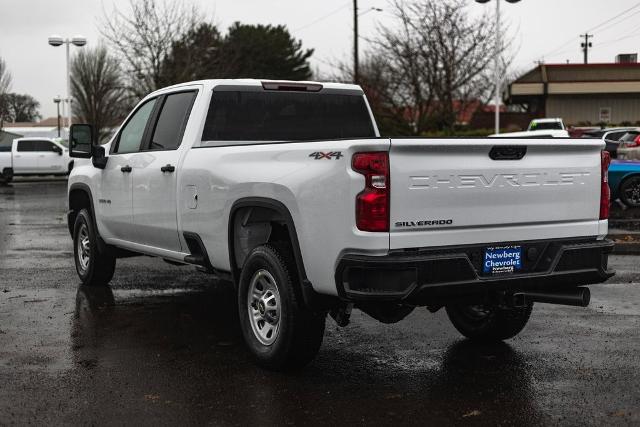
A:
483;245;522;275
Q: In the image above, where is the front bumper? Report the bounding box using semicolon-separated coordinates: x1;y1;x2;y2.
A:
335;237;615;304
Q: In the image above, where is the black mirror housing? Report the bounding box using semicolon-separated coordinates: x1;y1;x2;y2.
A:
69;124;95;158
92;146;108;169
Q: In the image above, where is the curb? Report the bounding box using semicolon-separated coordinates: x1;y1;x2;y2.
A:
612;242;640;255
608;234;640;255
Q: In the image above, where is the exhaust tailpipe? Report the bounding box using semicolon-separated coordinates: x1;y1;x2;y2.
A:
513;287;590;307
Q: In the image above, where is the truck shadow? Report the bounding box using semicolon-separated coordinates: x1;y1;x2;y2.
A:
70;284;544;425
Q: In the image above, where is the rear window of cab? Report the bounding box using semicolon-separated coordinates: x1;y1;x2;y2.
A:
201;90;375;143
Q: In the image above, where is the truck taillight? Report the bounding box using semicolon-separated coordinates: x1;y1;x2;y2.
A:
352;152;389;232
600;150;611;220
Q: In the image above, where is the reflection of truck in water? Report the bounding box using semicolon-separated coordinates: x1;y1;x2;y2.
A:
0;137;72;184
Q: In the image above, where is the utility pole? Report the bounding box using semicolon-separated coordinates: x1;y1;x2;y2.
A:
581;33;593;64
54;96;61;137
494;0;501;135
353;0;359;84
475;0;521;135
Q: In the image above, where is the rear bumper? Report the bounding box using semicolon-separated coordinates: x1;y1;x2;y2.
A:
335;237;615;304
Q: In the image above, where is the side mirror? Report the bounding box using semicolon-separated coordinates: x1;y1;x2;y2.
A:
92;146;108;169
69;124;94;158
52;145;63;155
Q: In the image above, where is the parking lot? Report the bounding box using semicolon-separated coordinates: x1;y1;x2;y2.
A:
1;178;639;425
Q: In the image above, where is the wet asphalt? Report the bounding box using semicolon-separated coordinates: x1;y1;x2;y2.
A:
0;179;639;426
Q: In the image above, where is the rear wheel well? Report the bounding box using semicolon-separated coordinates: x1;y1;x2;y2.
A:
230;206;295;279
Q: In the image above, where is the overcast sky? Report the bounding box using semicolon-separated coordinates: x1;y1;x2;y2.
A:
2;0;640;118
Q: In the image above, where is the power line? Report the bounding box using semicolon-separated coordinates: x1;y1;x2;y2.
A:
598;30;640;48
294;2;352;32
590;8;640;35
586;1;640;32
532;2;640;63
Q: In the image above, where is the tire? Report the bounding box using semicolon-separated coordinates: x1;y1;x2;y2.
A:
619;175;640;208
0;169;12;184
73;208;116;286
445;303;533;342
238;243;325;371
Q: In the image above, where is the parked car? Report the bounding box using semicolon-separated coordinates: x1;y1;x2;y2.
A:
528;118;565;131
602;128;638;158
568;126;601;138
609;160;640;207
616;130;640;161
0;137;73;183
579;127;638;158
581;127;634;139
66;79;614;370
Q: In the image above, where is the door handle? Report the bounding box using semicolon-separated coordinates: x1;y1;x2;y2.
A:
161;164;175;173
121;165;132;173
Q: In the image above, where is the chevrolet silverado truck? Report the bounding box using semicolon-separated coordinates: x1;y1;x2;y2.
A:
67;79;614;370
0;137;72;184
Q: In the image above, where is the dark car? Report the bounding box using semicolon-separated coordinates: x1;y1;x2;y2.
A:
582;127;638;158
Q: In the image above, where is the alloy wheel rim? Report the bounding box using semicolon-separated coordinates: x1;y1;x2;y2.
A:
77;224;90;272
247;269;281;346
623;179;640;206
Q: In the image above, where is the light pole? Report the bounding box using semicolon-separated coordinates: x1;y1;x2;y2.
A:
48;35;86;133
475;0;520;135
353;2;382;84
53;96;61;137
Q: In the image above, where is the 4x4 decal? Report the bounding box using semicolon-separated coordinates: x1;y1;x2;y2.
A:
309;151;343;160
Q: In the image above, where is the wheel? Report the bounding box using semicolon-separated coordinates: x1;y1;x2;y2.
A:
73;208;116;286
445;303;533;342
0;169;12;184
619;176;640;208
238;243;325;370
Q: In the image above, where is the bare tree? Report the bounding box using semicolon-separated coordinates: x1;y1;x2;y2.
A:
358;0;510;135
71;46;127;142
100;0;201;99
0;57;12;130
0;93;41;122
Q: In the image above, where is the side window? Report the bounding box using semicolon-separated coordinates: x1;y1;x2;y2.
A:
608;132;625;141
115;99;157;154
148;91;197;150
17;141;35;152
34;141;57;152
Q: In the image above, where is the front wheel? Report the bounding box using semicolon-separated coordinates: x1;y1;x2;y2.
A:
238;244;325;371
445;303;533;342
73;209;116;286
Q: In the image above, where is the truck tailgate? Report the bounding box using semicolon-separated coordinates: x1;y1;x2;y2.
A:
389;138;605;249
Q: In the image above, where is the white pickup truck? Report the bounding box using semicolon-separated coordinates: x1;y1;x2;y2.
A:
0;137;72;183
67;79;614;370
